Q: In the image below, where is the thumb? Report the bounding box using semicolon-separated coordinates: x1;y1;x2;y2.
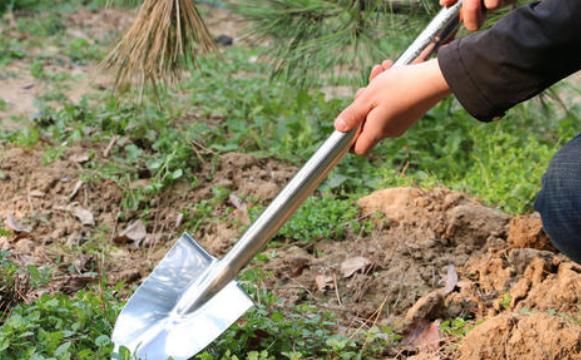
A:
335;98;372;132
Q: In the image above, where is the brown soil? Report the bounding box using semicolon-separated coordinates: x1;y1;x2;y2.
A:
263;188;510;323
0;8;133;124
2;143;581;358
0;146;295;289
508;213;556;251
457;313;581;360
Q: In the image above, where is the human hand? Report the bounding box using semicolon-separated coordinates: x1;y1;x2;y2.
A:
334;59;450;155
441;0;507;31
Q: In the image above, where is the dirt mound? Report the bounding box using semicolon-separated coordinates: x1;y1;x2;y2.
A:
0;147;122;248
508;213;556;251
263;186;581;356
456;247;580;316
457;312;581;360
358;187;509;250
265;187;511;324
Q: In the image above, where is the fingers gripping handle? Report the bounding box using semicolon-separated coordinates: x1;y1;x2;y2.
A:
224;0;463;281
191;3;464;311
396;1;462;67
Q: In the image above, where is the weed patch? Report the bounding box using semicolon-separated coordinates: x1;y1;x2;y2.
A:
0;288;122;359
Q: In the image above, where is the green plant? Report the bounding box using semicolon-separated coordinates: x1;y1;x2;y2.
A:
16;14;64;37
66;38;103;64
199;303;392;359
42;146;66;164
0;98;8;111
0;288;123;359
276;196;371;243
237;0;433;87
0;251;52;321
30;59;47;79
0;37;25;65
500;293;512;310
440;317;472;338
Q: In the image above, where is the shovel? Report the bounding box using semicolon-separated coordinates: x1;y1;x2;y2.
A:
112;3;462;359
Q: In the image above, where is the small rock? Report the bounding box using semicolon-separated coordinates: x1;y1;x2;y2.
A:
404;290;445;327
445;204;509;247
215;34;233;46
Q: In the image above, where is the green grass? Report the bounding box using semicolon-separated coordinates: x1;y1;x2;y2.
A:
15;46;578;213
260;196;374;243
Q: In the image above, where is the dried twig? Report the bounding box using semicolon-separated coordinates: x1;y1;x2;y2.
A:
333;274;343;306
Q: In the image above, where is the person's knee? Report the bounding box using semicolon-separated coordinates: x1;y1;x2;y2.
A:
535;136;581;264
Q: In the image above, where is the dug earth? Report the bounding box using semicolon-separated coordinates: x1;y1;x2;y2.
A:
264;187;581;359
0;149;579;359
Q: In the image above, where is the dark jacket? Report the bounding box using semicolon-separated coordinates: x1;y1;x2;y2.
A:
438;0;581;121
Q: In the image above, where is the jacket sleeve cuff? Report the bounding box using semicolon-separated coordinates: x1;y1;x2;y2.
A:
437;40;502;122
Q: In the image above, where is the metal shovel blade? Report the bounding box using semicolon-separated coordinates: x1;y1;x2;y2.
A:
111;4;463;359
112;233;254;360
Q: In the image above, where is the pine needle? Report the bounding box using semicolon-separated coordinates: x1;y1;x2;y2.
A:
102;0;215;94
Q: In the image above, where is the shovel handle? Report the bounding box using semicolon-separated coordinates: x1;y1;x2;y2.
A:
185;2;463;312
223;1;462;270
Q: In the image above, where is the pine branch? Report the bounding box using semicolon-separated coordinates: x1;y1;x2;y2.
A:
237;0;435;87
236;0;527;88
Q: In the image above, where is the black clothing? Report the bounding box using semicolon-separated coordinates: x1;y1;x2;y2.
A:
535;134;581;264
438;0;581;121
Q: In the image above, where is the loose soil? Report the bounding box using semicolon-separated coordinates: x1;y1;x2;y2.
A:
1;144;580;359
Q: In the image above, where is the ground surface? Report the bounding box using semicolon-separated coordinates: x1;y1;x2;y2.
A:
0;2;580;360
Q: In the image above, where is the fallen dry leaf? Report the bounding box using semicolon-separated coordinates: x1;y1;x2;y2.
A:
69;153;90;164
71;206;95;226
229;193;249;224
403;319;441;351
340;256;372;278
68;180;84;201
5;214;31;234
175;213;184;229
29;190;45;198
443;264;458;294
315;274;334;291
228;193;245;210
115;220;147;244
103;135;120;158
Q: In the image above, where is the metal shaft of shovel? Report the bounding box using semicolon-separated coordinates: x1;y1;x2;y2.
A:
112;4;463;359
176;1;463;316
